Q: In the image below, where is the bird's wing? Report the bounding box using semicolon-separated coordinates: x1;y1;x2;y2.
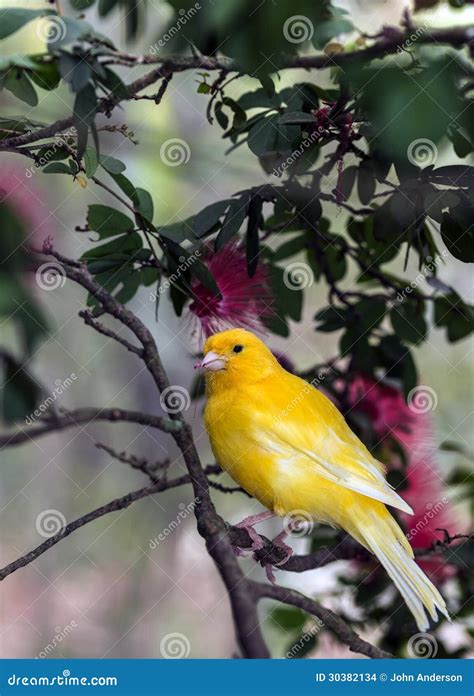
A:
259;379;413;514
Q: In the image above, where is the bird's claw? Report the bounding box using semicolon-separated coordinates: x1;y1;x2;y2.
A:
235;520;265;551
262;532;294;583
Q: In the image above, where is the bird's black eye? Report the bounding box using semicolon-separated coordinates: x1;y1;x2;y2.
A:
233;344;244;354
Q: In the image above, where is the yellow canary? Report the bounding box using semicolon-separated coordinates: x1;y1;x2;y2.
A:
198;328;449;631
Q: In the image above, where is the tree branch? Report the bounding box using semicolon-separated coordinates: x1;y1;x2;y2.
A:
250;581;393;659
1;24;471;152
36;246;270;659
0;407;180;448
0;466;218;582
79;310;143;357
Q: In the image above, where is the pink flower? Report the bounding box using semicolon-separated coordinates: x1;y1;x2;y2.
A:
189;241;272;339
345;375;461;581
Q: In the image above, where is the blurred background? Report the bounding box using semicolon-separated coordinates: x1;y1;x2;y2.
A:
0;0;473;659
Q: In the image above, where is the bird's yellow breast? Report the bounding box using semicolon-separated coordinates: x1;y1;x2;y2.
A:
203;376;356;521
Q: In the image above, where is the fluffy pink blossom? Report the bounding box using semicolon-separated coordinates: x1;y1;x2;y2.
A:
189;241;272;339
346;375;461;581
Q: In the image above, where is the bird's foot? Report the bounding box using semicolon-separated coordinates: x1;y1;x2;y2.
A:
263;528;295;584
232;511;275;555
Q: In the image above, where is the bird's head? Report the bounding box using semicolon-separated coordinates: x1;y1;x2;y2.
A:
195;328;279;390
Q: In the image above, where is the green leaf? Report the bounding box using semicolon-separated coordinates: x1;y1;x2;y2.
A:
338;165;357;200
0;8;53;39
357;160;376;206
214;102;229;130
215;195;249;251
376;335;417;396
87;204;134;239
189;258;221;299
434;293;474;342
43;162;73;174
269;265;303;323
246;196;263;277
73;83;97;159
108;172;139;205
98;67;128;100
59;52;91;92
391;303;427;344
168;280;188;317
4;71;38;106
100;154;126;174
73;83;97;127
98;0;119;15
193;200;230;238
36;144;69;163
278;112;317;126
247;115;298;158
29;61;61;91
315;305;347;332
450;127;472;158
82;232;142;261
261;310;289;337
441;208;474;262
0;115;46;140
84;146;99;177
136;188;154;222
159;219;194;244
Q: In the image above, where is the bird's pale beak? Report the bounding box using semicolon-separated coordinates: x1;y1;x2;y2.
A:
194;351;226;371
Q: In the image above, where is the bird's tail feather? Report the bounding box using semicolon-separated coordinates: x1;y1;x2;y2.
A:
352;510;449;631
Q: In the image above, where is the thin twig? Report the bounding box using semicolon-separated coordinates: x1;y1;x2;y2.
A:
0;407;180;449
79;310;143;357
251;581;393;659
